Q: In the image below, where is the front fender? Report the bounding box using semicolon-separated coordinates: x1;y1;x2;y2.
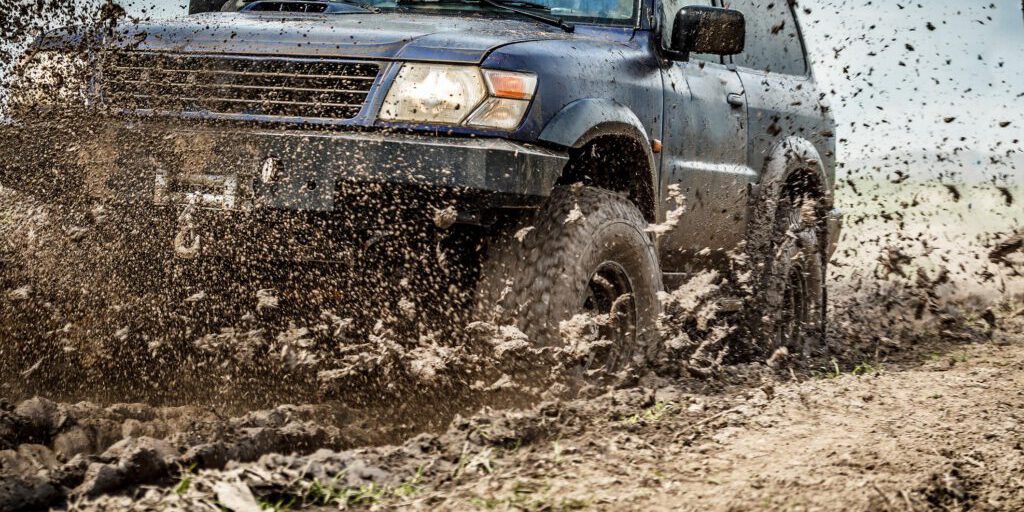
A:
538;98;652;150
537;98;660;221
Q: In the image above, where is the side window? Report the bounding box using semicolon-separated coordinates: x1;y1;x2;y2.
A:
659;0;721;63
724;0;806;74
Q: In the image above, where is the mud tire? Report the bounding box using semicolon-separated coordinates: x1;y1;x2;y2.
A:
474;186;663;371
751;193;827;359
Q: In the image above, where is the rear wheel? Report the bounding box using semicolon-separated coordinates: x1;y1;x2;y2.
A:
474;186;663;372
753;192;827;359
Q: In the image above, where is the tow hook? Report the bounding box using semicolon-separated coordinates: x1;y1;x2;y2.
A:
173;201;201;259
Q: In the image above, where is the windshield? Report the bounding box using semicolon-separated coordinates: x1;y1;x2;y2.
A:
229;0;638;25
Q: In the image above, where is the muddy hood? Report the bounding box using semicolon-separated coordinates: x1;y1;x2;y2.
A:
102;12;572;63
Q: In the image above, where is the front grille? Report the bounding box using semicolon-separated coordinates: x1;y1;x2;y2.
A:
101;52;379;121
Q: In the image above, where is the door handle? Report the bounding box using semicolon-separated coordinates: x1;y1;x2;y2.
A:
727;93;745;108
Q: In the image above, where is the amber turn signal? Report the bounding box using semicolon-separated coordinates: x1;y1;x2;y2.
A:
482;69;538;100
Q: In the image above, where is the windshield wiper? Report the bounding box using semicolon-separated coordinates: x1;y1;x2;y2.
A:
479;0;574;32
490;0;554;11
397;0;574;32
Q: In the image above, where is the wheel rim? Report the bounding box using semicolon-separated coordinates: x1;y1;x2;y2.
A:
581;261;638;371
777;264;808;351
772;195;812;353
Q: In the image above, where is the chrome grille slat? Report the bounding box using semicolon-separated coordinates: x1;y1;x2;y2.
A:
101;52;379;121
108;79;371;96
106;66;377;81
128;94;364;109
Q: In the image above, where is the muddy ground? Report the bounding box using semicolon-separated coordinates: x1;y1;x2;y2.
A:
0;179;1022;511
2;308;1022;511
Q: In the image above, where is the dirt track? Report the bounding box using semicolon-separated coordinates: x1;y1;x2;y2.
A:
409;318;1024;512
0;179;1022;510
0;310;1019;511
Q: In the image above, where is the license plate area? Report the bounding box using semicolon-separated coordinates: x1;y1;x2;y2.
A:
154;172;241;209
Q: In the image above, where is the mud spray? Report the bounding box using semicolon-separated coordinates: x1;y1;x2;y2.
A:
1;2;1023;511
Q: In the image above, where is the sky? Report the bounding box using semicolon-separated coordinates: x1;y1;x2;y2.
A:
6;0;1024;183
797;0;1023;183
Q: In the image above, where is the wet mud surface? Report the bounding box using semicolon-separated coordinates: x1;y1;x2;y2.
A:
1;181;1022;511
1;311;1021;511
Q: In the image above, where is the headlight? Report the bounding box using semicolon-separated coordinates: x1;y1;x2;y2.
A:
380;64;536;130
8;51;90;112
380;64;485;125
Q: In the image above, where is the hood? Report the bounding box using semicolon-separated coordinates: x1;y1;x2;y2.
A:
104;11;577;63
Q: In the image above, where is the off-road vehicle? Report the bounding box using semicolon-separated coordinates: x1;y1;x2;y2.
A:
2;0;840;367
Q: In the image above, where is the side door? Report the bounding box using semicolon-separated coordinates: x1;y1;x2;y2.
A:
724;0;834;199
658;0;753;272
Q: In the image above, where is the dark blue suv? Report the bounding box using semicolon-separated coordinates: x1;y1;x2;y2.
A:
3;0;840;367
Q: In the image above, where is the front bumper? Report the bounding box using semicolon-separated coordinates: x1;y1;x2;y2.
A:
0;118;568;213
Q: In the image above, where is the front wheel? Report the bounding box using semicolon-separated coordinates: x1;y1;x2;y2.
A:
474;186;663;372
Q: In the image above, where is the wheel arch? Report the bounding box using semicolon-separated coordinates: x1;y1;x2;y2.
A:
756;137;833;206
538;98;659;222
747;136;833;260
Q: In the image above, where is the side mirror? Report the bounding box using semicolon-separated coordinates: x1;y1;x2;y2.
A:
669;6;745;59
